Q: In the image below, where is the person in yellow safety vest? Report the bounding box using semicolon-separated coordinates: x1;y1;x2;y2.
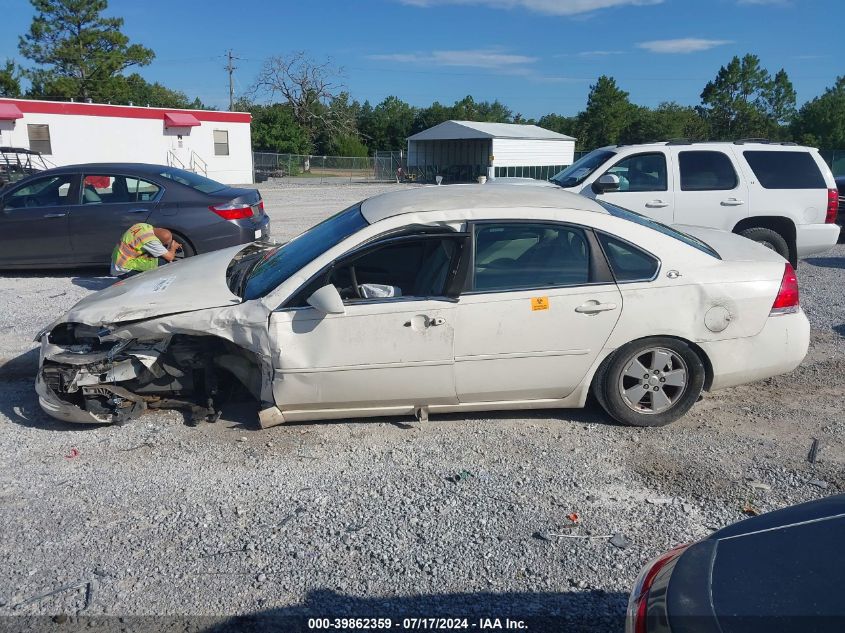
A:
110;223;182;279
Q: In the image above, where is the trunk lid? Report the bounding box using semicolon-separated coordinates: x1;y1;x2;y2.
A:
674;225;788;263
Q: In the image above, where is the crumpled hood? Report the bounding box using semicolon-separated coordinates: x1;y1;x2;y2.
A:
63;244;248;327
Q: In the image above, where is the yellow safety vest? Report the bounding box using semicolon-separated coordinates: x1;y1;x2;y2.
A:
112;223;160;272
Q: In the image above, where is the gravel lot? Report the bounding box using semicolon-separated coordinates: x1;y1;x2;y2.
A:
1;181;843;631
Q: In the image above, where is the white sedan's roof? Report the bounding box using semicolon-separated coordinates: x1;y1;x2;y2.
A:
360;184;606;224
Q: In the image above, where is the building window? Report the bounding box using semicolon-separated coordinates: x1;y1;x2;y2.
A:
213;130;229;156
27;124;52;155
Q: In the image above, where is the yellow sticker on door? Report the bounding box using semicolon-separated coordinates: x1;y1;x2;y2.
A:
531;296;549;311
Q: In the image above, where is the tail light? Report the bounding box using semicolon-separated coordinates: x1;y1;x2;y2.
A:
209;202;254;220
257;199;265;214
770;262;799;315
626;544;690;633
826;189;839;224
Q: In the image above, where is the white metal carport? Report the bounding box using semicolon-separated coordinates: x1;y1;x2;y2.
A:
406;120;575;183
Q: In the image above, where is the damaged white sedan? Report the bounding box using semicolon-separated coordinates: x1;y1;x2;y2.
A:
36;185;810;428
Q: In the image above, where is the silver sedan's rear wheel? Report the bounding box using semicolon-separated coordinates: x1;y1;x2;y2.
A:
595;337;705;427
618;347;688;415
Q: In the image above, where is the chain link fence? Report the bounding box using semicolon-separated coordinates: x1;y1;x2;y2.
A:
253;148;845;184
253;152;406;184
819;150;845;176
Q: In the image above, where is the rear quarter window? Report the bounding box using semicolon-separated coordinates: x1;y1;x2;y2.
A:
597;234;659;282
743;151;826;189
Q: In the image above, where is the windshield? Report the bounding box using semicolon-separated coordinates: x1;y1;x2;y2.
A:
157;167;227;194
242;204;368;300
550;149;616;188
597;200;721;259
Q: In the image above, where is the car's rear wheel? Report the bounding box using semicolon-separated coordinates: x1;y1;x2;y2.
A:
595;337;705;427
170;232;195;260
739;227;790;260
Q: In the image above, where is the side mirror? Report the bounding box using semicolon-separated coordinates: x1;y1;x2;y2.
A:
306;284;345;315
592;173;620;194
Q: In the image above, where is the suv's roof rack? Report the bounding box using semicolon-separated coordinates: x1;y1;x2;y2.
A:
666;138;693;145
733;138;771;145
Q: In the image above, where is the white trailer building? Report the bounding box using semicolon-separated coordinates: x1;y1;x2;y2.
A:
407;120;575;183
0;98;253;184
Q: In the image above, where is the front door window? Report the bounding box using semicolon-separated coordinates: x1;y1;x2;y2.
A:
5;175;74;209
605;153;668;192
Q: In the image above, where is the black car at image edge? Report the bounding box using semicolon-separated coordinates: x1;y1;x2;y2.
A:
627;493;845;633
0;163;270;269
836;175;844;232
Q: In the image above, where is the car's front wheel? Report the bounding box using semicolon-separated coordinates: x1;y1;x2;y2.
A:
595;337;705;427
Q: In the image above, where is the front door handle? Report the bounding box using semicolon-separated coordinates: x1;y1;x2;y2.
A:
721;198;745;206
645;200;669;208
43;212;67;218
127;207;148;213
575;301;618;314
404;315;446;328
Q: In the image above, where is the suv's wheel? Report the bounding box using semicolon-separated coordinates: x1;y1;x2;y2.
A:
738;227;790;260
595;337;705;427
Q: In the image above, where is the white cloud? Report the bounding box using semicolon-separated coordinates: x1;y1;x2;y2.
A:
368;49;536;69
637;38;732;54
398;0;663;16
577;50;626;56
367;48;582;83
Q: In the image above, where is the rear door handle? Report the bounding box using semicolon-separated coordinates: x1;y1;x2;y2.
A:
645;200;669;208
127;207;148;213
721;198;745;206
43;212;67;218
575;302;618;314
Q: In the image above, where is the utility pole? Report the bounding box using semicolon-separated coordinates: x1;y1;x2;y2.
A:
225;50;239;111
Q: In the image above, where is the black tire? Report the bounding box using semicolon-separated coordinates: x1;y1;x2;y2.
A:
595;337;705;427
739;227;790;260
170;232;195;260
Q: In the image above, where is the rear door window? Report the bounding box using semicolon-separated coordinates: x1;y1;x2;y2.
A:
679;151;738;191
472;223;591;291
743;151;826;189
81;175;161;204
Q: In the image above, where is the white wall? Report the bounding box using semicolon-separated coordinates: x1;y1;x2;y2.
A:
0;109;252;184
491;138;574;167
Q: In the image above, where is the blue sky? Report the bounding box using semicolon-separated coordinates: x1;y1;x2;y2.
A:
0;0;842;117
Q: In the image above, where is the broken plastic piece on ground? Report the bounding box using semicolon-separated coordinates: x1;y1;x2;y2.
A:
808;438;820;464
64;447;80;460
566;512;580;524
446;469;474;484
609;533;630;549
742;501;761;516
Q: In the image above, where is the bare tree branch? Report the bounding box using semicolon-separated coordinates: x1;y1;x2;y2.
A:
251;52;353;144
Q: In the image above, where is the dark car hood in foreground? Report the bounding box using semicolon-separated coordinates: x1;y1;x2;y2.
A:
668;494;845;633
62;244;248;326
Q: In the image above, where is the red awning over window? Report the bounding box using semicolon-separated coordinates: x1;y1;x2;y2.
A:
0;103;24;120
163;112;201;127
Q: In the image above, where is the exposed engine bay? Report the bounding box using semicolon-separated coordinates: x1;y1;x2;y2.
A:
38;322;263;425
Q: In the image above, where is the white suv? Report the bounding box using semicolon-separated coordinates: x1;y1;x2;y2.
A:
545;141;840;265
